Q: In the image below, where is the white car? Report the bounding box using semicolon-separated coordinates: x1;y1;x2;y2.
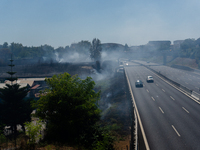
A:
146;76;154;83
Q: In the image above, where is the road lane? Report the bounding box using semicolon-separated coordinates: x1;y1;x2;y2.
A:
125;65;200;149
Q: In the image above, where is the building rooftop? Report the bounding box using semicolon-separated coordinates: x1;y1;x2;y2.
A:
0;83;30;88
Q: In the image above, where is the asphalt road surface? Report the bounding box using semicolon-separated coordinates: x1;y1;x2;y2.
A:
134;60;200;94
125;63;200;150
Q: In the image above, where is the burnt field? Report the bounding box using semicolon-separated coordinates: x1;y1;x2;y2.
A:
0;62;96;79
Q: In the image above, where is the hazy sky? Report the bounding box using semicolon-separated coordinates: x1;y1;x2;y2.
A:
1;0;200;48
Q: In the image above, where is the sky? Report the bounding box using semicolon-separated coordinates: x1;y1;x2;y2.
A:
1;0;200;48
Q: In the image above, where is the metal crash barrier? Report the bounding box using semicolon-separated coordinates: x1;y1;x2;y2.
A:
134;61;199;101
124;68;150;150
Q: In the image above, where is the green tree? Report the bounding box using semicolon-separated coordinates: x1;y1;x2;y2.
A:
2;42;8;49
0;57;33;146
72;40;91;54
180;38;196;58
0;48;11;63
35;73;101;146
90;38;102;61
124;43;129;52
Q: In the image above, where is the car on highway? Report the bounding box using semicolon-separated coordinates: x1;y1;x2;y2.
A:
146;76;154;83
117;68;124;73
135;80;143;87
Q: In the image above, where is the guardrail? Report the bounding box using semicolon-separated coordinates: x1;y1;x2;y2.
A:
144;65;193;95
124;61;200;149
124;68;150;150
124;69;138;150
191;91;200;100
134;61;198;99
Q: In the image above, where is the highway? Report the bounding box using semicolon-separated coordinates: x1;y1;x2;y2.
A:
125;62;200;150
134;60;200;94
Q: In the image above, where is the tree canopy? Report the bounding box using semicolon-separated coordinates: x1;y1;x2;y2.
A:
0;58;33;134
35;73;101;144
89;38;102;61
178;38;200;60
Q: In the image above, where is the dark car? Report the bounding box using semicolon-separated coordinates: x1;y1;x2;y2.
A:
135;80;143;87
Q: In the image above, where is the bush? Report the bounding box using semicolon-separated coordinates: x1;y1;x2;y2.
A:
0;133;6;145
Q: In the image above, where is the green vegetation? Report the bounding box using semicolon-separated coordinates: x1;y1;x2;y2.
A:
96;73;130;135
89;38;102;61
0;57;33;147
34;72;115;149
0;40;92;66
0;59;130;149
179;38;200;58
0;132;6;146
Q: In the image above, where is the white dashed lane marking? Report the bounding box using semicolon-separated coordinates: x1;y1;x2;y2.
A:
159;107;164;114
170;96;175;101
172;125;181;137
151;97;155;101
182;107;189;113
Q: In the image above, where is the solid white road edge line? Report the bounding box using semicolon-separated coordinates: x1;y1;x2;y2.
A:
125;68;150;150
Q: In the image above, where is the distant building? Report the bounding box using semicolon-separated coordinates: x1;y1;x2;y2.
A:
147;41;171;51
173;40;184;50
2;78;47;100
101;43;125;52
147;41;171;45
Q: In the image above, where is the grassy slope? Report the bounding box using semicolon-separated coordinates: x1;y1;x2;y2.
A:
95;72;131;149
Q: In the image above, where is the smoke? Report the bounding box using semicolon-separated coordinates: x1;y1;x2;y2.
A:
53;51;91;63
101;103;112;120
54;52;60;62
